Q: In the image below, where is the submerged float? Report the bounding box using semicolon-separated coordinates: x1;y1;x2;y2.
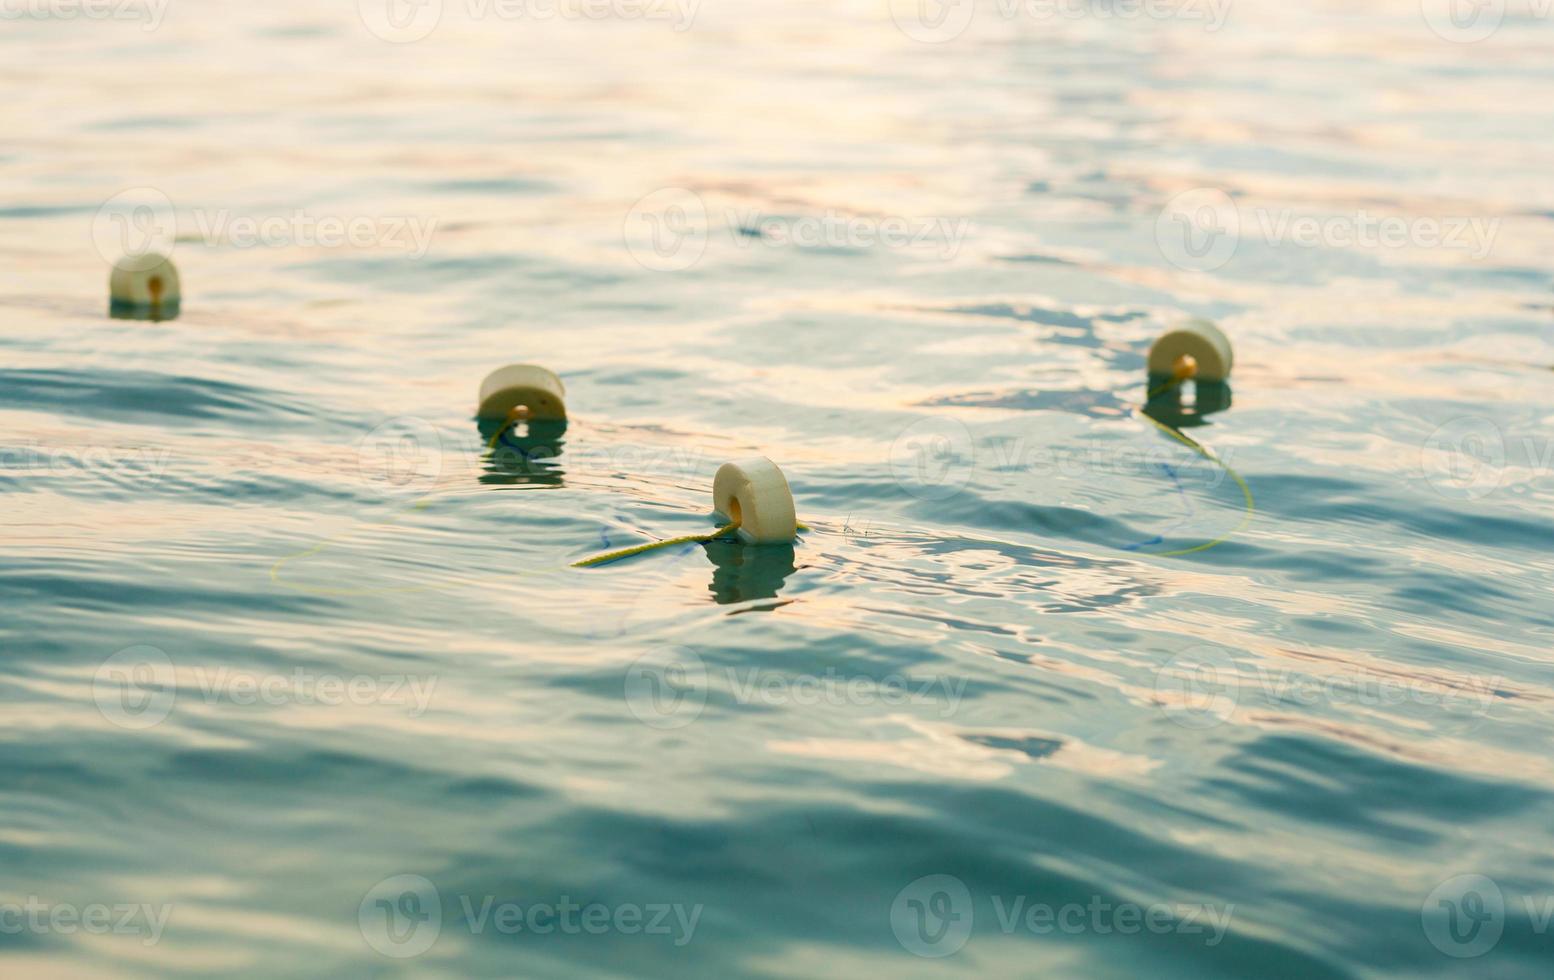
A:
109;252;180;321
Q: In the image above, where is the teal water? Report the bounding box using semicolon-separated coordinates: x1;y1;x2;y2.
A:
4;1;1554;976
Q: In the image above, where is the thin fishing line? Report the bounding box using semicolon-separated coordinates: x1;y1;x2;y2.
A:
1130;362;1255;558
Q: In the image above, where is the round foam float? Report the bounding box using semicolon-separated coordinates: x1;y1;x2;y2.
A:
712;457;797;545
1147;319;1233;382
109;252;180;310
477;364;567;421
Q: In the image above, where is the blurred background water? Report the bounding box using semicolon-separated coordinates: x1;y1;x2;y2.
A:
3;0;1554;976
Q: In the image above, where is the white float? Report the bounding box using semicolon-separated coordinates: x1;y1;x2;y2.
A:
109;252;180;310
1147;319;1233;382
712;457;797;545
477;364;567;421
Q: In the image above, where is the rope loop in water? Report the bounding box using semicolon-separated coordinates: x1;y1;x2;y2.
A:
1135;354;1255;557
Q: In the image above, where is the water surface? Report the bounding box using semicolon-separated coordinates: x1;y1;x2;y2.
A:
3;1;1553;976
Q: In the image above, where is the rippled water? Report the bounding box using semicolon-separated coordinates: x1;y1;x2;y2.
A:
4;1;1554;976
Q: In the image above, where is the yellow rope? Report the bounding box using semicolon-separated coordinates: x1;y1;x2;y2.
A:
1136;357;1255;557
272;492;807;590
486;407;526;449
570;521;742;568
1147;354;1199;399
570;518;811;568
279;399;814;587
